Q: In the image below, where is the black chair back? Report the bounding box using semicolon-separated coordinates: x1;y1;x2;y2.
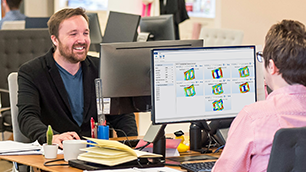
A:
267;127;306;172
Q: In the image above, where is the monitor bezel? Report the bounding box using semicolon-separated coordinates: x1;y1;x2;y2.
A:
151;45;257;125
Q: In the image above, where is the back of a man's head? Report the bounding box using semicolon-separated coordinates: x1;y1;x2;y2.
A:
263;19;306;86
6;0;22;10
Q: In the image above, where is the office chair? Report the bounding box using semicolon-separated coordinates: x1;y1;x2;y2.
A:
0;29;52;141
199;27;244;46
8;72;30;143
267;127;306;172
8;72;31;172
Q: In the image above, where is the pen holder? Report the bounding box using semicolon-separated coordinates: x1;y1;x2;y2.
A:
97;125;109;140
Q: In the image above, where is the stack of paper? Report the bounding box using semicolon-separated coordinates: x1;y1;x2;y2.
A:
0;140;41;155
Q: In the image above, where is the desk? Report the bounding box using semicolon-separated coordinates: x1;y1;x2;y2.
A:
0;154;81;172
0;151;221;172
0;136;221;172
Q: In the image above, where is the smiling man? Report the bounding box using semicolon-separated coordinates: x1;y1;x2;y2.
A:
17;8;138;148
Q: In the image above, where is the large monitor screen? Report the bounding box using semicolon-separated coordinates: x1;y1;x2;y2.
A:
99;40;204;98
151;46;257;124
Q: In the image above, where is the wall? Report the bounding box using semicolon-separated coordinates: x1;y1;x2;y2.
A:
24;0;54;17
221;0;306;45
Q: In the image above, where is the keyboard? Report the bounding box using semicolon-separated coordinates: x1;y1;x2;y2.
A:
118;139;140;147
180;161;216;172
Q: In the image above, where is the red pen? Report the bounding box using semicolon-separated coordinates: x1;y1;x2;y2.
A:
90;117;95;138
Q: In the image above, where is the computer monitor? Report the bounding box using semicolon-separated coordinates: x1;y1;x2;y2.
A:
139;15;175;41
151;45;257;124
25;17;49;28
99;39;204;111
151;46;257;155
102;11;140;43
87;13;103;52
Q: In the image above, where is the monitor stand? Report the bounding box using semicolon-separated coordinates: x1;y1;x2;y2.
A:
151;121;214;159
150;123;217;165
189;121;213;153
145;124;166;163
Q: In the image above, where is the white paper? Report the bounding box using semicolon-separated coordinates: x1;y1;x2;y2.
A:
140;147;180;157
103;98;111;114
0;140;64;155
0;140;41;155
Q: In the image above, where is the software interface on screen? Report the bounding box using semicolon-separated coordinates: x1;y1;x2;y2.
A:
152;46;257;124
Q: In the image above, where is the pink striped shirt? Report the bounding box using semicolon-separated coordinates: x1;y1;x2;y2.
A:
212;84;306;172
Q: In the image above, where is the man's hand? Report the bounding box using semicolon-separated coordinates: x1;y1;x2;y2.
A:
52;132;81;149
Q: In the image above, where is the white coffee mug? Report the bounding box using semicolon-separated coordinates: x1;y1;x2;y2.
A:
63;140;87;161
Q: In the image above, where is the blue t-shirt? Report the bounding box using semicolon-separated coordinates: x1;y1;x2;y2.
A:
56;63;84;126
0;10;26;29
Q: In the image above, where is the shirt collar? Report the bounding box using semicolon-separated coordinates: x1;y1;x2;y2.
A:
267;84;306;99
6;10;21;15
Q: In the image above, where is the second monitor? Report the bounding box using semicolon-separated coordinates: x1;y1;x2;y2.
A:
102;11;141;43
139;14;175;41
99;39;203;111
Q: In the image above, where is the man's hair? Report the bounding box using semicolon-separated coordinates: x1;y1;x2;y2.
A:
47;8;89;39
6;0;22;10
263;19;306;86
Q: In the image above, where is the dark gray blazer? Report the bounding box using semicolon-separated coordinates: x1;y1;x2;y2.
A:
18;48;100;144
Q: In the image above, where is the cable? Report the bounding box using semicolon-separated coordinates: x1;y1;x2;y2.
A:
110;127;133;147
43;158;69;167
134;142;150;151
136;158;143;167
214;145;224;153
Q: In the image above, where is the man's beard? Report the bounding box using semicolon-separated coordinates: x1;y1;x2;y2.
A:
58;41;88;63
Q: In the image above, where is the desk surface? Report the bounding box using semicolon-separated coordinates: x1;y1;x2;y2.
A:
0;136;221;172
0;150;220;172
0;154;81;172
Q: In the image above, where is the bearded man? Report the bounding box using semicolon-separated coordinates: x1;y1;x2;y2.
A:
18;8;138;148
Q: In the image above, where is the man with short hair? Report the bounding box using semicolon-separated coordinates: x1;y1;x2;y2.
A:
212;20;306;171
0;0;26;29
18;8;138;149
